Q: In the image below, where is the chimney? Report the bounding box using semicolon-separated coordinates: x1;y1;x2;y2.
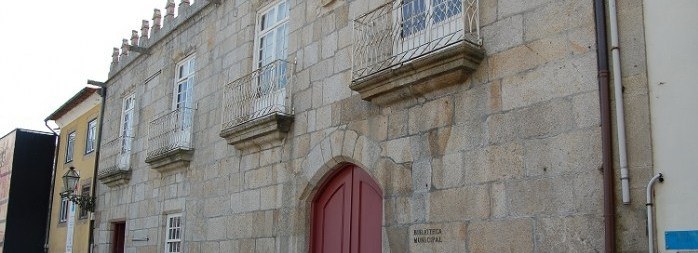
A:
179;0;191;14
165;0;175;24
152;9;162;34
141;20;150;41
131;30;140;47
120;39;129;57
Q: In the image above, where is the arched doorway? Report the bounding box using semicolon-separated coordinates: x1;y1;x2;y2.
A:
311;164;383;253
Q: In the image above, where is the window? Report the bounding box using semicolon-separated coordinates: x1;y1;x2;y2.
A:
65;131;76;163
255;0;289;92
174;57;195;110
256;1;288;69
165;214;183;253
85;118;97;154
120;95;135;152
401;0;462;37
59;197;69;223
78;184;91;219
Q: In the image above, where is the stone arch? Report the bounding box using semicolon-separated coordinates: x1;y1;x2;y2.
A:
289;128;414;252
297;128;385;202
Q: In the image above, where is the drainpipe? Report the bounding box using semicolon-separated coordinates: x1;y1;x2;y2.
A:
646;173;664;253
593;0;616;252
608;0;632;205
43;120;60;253
88;80;107;253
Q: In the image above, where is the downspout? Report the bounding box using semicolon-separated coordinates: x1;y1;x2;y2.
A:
89;83;107;253
593;0;616;252
43;120;60;253
608;0;632;205
646;173;664;253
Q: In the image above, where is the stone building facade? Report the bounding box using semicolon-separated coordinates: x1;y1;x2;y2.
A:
93;0;658;252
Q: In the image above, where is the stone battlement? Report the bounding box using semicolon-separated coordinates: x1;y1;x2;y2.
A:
108;0;218;78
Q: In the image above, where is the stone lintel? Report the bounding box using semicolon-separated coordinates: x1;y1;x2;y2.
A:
97;169;132;187
145;148;193;173
219;112;294;151
350;41;485;106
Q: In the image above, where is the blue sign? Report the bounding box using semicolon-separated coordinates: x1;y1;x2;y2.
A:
666;230;698;250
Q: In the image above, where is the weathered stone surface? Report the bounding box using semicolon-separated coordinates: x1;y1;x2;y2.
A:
462;142;525;184
482;14;523;54
506;171;602;216
517;98;576;139
409;96;454;134
384;136;413;164
524;129;601;176
431;153;464;189
468;219;534;253
429;186;490;222
523;0;594;42
501;54;597;110
536;215;604;253
206;216;227;240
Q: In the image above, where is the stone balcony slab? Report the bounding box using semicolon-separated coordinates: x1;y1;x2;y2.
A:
219;112;294;151
145;148;193;173
98;169;132;188
350;41;485;106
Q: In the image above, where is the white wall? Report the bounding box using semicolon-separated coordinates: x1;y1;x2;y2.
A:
644;0;698;251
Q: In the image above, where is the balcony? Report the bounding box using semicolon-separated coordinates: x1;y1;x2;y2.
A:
351;0;485;105
145;107;194;172
97;137;133;187
220;60;294;150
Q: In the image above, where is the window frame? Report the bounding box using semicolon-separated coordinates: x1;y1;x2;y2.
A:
65;131;76;163
85;118;98;154
78;184;91;219
173;56;196;110
253;0;289;70
164;213;183;253
400;0;463;38
120;94;136;152
59;197;69;223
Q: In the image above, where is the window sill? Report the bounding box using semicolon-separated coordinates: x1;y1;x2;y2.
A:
350;41;485;106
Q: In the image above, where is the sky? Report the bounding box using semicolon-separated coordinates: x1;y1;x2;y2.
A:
0;0;169;136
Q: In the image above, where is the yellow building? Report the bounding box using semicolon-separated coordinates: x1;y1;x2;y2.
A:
45;87;101;253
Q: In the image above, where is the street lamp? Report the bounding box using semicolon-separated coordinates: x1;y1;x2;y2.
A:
60;167;96;212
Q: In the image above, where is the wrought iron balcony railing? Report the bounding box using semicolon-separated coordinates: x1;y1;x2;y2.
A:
147;107;194;158
222;59;293;130
352;0;481;83
98;136;133;178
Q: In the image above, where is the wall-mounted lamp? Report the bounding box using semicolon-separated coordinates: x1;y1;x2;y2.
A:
60;167;96;212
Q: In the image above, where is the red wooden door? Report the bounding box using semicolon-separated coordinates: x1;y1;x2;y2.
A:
312;165;383;253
